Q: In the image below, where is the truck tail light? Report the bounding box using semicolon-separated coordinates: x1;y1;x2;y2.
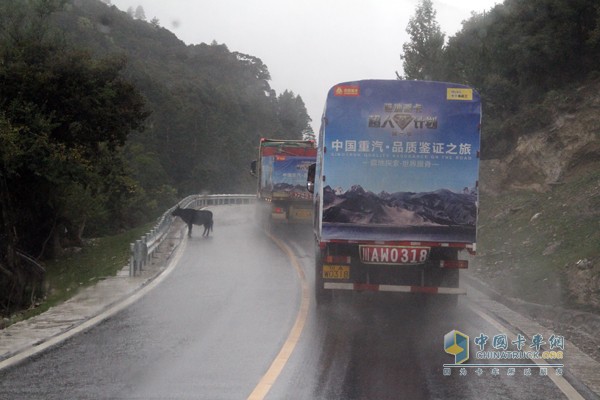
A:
325;255;351;264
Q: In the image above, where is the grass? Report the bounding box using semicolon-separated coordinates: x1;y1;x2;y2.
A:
475;163;600;308
5;223;152;326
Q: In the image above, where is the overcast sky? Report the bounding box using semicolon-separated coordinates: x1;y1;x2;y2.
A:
109;0;499;133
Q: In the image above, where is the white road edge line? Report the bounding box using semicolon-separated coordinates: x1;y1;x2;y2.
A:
466;302;585;400
247;232;310;400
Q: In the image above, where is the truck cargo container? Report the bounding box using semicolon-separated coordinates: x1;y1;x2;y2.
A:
307;80;481;304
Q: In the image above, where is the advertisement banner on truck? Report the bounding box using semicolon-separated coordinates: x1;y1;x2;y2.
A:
320;80;481;243
262;155;314;200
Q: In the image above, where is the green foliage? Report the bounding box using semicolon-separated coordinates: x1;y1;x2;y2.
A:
277;90;312;140
302;125;316;142
0;0;153;313
0;40;149;243
399;0;445;80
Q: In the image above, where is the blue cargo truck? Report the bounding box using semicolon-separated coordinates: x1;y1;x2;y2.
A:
307;80;481;304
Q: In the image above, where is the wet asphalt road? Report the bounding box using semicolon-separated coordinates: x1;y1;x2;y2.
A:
0;205;575;399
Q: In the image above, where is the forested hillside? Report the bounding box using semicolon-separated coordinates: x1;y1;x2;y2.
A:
0;0;311;314
59;0;312;196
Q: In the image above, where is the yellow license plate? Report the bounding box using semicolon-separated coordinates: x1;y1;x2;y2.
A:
323;265;350;279
293;209;312;219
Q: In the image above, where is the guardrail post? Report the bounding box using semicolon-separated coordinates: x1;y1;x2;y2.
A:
135;239;142;275
141;236;147;269
129;243;135;277
143;239;148;266
149;229;155;258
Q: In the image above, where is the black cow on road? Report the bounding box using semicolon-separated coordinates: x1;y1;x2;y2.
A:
172;206;213;237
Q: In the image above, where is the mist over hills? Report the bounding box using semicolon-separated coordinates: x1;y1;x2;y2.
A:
56;0;312;195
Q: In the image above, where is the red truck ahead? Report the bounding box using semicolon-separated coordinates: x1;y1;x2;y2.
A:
251;138;316;224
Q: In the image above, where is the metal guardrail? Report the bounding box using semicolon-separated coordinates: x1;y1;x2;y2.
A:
129;194;256;276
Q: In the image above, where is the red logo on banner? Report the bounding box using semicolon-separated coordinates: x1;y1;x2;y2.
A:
334;85;360;97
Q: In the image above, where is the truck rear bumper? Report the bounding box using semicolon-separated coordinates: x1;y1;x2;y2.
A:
271;212;287;221
324;282;466;295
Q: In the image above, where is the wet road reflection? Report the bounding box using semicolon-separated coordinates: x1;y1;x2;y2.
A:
0;206;572;399
269;223;569;400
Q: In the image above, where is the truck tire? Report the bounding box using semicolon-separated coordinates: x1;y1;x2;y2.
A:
431;271;459;310
441;253;460;309
446;271;460;309
427;249;460;310
314;248;332;305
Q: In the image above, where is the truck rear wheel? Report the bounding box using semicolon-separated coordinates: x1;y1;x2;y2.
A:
314;248;332;305
427;248;460;310
443;270;460;309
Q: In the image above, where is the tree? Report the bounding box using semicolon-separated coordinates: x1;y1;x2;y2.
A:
302;125;316;142
0;0;149;313
134;5;146;21
277;91;312;140
398;0;445;80
443;11;492;88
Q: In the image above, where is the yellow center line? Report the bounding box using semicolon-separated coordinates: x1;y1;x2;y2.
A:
247;231;310;400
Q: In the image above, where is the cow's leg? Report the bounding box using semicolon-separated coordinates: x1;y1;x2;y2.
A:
188;222;192;237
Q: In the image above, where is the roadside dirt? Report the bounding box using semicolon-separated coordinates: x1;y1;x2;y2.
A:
471;80;600;364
